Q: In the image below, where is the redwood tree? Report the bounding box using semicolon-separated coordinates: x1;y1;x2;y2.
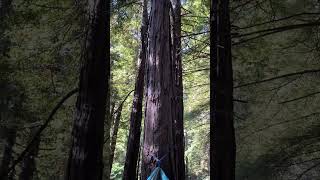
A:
210;0;236;180
0;0;15;179
171;0;185;179
123;0;148;179
65;0;110;179
141;0;177;179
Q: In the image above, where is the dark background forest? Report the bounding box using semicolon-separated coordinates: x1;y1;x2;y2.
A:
1;0;320;179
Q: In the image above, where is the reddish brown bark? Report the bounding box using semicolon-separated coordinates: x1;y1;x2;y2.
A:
123;0;148;179
210;0;236;180
65;0;110;179
171;0;185;179
141;0;176;179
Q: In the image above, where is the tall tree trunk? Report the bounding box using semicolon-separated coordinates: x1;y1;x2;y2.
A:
141;0;176;179
109;104;122;172
109;101;116;132
0;128;16;180
171;0;185;179
210;0;236;180
103;93;112;179
65;0;110;179
0;0;12;77
19;128;41;180
185;156;189;180
0;0;12;36
123;0;148;179
0;1;14;177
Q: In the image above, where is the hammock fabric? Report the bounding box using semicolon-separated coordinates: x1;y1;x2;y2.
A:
147;167;169;180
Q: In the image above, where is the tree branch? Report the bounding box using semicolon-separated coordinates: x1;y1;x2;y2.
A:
181;31;208;38
233;99;248;103
104;90;134;144
241;112;320;140
183;68;209;75
279;91;320;104
275;157;320;168
234;69;320;88
295;161;320;180
235;22;320;38
30;3;70;10
237;12;320;30
233;22;320;45
7;88;79;173
113;90;134;116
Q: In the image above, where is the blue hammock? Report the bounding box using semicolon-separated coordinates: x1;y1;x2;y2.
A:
147;167;169;180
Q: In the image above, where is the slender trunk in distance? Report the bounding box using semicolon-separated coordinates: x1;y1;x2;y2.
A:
171;0;185;179
109;104;123;172
123;0;148;179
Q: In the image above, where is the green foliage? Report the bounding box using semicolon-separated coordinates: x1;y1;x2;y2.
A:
1;0;320;179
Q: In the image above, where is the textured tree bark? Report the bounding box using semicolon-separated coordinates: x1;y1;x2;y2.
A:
0;0;12;73
65;0;110;179
210;0;236;180
171;0;185;179
103;86;111;180
141;0;176;179
0;0;12;30
123;0;148;179
109;101;116;132
0;128;16;180
0;2;14;178
109;104;122;172
19;128;40;180
0;2;15;176
104;94;112;179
